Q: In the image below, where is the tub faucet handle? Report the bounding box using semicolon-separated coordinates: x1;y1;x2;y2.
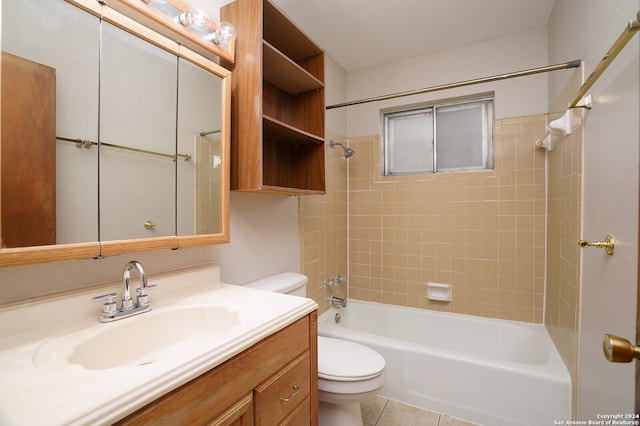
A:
324;278;336;287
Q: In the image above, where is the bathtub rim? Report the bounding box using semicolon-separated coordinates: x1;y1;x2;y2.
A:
318;299;571;382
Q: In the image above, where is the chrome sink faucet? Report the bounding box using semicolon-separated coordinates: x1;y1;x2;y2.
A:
122;260;148;309
92;260;157;322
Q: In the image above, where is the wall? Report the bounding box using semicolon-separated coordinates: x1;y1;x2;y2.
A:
347;116;547;322
544;72;583;414
335;25;552;321
299;55;349;312
346;26;550;137
547;0;639;418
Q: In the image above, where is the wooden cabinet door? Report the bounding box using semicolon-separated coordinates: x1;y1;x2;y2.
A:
208;394;253;426
1;52;56;247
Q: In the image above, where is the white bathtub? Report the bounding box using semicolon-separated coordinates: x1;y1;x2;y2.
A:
318;300;571;426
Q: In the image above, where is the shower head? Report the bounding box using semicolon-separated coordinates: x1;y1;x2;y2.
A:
330;140;356;158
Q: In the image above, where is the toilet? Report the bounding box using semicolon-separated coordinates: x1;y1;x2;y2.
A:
245;273;385;426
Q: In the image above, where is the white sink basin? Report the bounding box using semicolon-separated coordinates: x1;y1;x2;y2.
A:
35;304;242;371
0;265;319;426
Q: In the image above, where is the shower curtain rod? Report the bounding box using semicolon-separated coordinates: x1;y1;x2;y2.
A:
325;60;581;110
569;10;640;109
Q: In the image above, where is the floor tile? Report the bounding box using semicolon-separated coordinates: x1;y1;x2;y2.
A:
375;399;440;426
361;395;388;425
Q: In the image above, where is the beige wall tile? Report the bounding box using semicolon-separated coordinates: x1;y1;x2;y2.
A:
301;111;580;419
335;115;548;322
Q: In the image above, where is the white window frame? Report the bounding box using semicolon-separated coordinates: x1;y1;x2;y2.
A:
383;95;494;176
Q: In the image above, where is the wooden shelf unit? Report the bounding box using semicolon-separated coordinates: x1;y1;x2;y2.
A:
221;0;325;195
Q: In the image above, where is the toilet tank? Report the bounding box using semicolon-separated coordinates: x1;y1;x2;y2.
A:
245;272;308;297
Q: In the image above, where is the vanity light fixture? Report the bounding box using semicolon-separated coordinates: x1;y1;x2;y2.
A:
104;0;236;63
144;0;236;49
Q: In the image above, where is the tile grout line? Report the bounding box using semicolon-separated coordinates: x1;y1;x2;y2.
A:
373;398;390;425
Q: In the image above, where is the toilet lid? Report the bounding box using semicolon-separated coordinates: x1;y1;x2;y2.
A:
318;336;385;381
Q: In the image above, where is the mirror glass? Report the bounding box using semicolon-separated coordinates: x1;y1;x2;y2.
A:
177;58;224;236
2;0;99;247
100;21;178;241
1;0;228;261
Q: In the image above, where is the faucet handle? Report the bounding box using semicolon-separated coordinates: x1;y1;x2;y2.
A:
136;284;157;307
92;293;118;314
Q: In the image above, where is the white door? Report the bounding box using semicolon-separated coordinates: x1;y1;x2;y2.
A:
577;5;640;418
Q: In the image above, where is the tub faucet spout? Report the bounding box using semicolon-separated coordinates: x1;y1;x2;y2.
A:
330;296;348;308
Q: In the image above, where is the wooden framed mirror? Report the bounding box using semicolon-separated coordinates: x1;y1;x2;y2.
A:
0;0;231;266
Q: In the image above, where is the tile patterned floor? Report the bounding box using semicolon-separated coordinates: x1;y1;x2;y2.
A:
361;396;480;426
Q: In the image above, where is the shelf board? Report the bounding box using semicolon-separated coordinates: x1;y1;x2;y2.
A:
263;115;324;145
263;0;322;61
263;41;323;94
262;185;324;195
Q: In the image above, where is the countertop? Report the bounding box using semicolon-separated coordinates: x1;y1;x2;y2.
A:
0;264;317;425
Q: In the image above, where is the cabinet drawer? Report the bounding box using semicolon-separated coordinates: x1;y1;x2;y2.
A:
281;396;310;426
254;352;311;425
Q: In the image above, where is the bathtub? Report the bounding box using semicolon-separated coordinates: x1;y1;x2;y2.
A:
318;300;571;426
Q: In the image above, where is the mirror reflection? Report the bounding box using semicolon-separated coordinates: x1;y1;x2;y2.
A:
177;59;223;236
1;0;226;253
2;0;99;247
100;21;177;241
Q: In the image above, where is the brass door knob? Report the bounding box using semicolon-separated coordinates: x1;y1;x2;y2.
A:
602;334;640;363
578;234;615;255
144;220;156;230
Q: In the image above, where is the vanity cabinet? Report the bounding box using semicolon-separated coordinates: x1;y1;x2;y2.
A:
115;312;318;426
221;0;325;195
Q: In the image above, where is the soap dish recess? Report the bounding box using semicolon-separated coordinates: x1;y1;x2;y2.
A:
427;282;452;302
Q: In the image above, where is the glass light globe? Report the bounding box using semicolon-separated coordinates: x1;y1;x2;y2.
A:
208;21;236;46
177;8;211;35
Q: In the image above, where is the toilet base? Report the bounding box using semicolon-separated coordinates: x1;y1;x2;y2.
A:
319;400;362;426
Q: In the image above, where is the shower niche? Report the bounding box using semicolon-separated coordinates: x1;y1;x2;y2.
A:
221;0;325;195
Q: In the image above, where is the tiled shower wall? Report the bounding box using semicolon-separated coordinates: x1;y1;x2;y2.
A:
544;71;583;410
299;129;349;313
301;112;580;331
346;115;548;323
300;110;581;409
195;135;222;234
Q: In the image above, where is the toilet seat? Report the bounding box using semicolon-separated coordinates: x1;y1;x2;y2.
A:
318;336;385;381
